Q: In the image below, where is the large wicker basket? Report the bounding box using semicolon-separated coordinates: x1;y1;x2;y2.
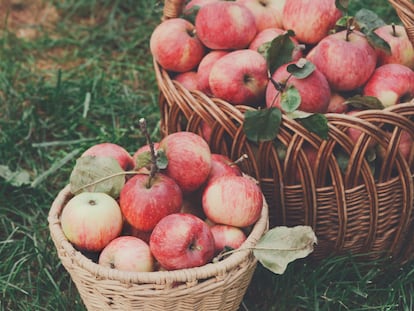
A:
155;0;414;262
48;184;269;311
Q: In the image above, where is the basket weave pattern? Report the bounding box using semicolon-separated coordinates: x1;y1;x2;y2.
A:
156;0;414;261
49;185;269;310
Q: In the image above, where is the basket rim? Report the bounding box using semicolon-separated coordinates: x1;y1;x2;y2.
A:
48;180;269;285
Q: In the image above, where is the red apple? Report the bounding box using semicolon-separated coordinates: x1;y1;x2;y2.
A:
195;1;257;50
184;0;219;13
119;173;183;232
150;18;205;72
98;236;154;272
210;224;247;254
374;24;414;69
377;130;413;162
173;71;199;91
209;49;268;106
266;61;331;113
282;0;342;44
327;92;348;113
307;30;377;91
159;132;212;193
197;50;229;96
345;110;377;148
363;63;414;107
202;175;263;227
82;142;134;171
149;213;215;270
249;27;303;61
61;192;123;252
236;0;286;32
205;153;243;185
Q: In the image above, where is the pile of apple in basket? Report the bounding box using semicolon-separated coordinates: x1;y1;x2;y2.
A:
62;119;316;275
151;0;414;142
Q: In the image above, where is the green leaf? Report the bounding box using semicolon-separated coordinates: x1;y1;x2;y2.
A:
70;156;126;198
253;226;317;275
355;8;387;33
297;113;329;140
344;95;385;110
335;0;348;13
281;86;301;112
267;30;296;75
156;149;168;170
365;30;391;54
286;59;315;79
243;108;282;142
0;165;31;187
135;150;152;170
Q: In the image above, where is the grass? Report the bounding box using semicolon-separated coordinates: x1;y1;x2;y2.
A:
0;0;413;310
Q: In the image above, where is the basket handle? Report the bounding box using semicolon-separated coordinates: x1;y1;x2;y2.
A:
163;0;185;20
388;0;414;45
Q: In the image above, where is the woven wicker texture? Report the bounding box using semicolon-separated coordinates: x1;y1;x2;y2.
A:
48;184;269;311
155;0;414;262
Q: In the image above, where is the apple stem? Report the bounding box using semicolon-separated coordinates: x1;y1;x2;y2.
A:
232;154;248;166
268;72;294;108
139;118;158;188
392;23;396;36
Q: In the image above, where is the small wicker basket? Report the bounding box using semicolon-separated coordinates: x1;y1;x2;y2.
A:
48;184;269;311
155;0;414;262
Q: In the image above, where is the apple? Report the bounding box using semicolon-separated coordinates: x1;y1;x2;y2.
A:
61;192;123;252
98;236;154;272
374;24;414;69
195;1;257;50
197;50;229;96
210;224;247;254
173;71;199;91
209;49;268;106
205;153;243;185
119;173;183;232
249;27;303;62
236;0;286;32
363;63;414;107
159;131;212;193
345;110;377;148
377;130;413;162
149;213;215;270
150;18;205;72
82;142;134;171
282;0;342;44
202;175;263;227
266;61;331;113
327;92;348;113
184;0;219;13
307;30;377;91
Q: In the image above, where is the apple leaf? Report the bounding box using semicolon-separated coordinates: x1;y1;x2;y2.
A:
286;59;315;79
135;150;152;170
243;108;282;142
365;30;391;54
156;149;168;170
253;226;317;275
267;30;296;75
281;86;301;112
296;113;329;140
335;0;349;13
344;95;384;110
70;155;126;198
0;165;31;187
355;8;387;33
